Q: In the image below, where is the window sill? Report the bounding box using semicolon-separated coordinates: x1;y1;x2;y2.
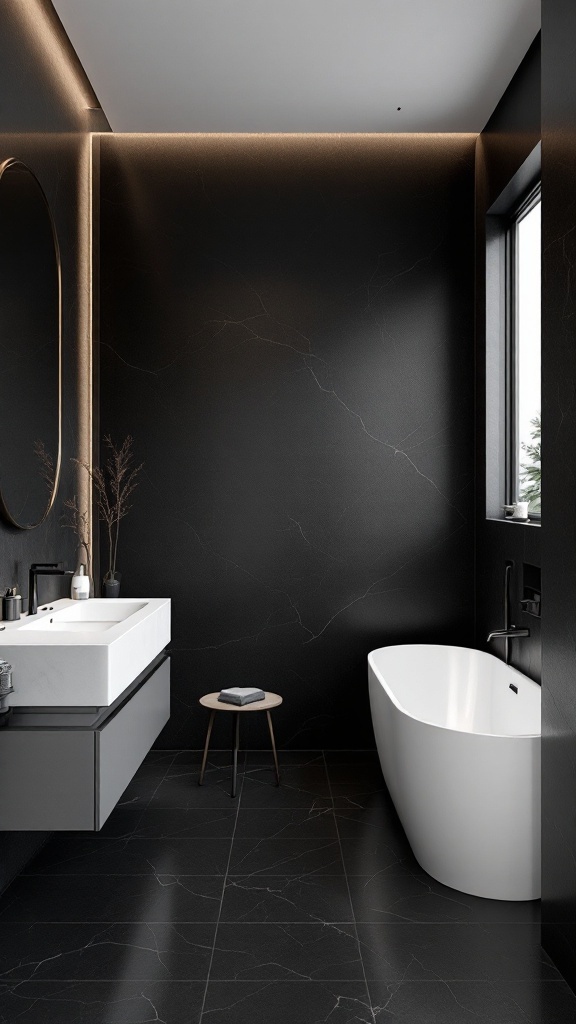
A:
486;516;541;527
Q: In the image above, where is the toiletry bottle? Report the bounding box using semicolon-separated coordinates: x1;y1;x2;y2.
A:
71;564;90;600
2;587;22;621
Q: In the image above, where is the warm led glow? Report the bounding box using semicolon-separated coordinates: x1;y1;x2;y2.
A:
77;133;94;559
17;0;95;111
99;132;478;139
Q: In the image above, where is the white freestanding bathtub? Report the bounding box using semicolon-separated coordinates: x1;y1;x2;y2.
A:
368;644;541;901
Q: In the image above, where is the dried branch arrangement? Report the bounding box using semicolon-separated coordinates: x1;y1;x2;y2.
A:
75;435;143;583
61;495;92;579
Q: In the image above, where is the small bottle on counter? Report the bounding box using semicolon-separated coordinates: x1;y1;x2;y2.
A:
71;564;90;600
2;587;22;621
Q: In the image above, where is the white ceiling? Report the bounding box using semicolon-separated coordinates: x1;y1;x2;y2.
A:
52;0;540;133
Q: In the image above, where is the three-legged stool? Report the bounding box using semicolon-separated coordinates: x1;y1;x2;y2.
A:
198;691;283;798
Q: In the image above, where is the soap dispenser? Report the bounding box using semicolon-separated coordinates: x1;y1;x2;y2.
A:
71;564;90;601
2;587;22;621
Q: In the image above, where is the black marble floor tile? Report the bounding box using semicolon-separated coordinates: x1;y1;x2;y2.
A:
210;922;363;981
339;835;420;875
327;765;389;802
0;750;567;1024
357;923;559;982
0;875;225;923
96;806;238;841
335;804;406;838
142;749;178;768
92;808;151;838
0;980;205;1023
234;808;337;839
0;921;216;981
241;765;332;809
328;771;385;790
326;762;384;783
150;768;238;809
228;838;345;876
202;980;374;1023
499;980;576;1023
172;750;245;768
220;875;353;923
324;751;380;767
329;780;394;813
23;836;233;876
367;979;576;1023
116;765;168;811
134;808;238;839
245;750;325;766
347;872;540;924
239;780;332;812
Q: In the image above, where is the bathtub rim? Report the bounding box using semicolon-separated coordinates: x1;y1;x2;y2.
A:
368;643;541;741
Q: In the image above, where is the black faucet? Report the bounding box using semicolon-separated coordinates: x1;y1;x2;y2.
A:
28;563;70;616
486;562;530;665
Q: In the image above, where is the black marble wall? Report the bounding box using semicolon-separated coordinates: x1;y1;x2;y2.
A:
474;37;542;681
0;2;104;892
100;133;476;749
541;0;576;991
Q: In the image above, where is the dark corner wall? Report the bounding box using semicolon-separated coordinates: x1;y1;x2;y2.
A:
475;35;541;680
0;1;104;891
99;133;476;750
541;0;576;991
476;16;576;994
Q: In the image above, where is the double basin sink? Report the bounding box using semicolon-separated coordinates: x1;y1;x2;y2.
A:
1;597;171;707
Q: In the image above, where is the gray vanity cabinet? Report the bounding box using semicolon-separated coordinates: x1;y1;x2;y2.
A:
0;655;170;830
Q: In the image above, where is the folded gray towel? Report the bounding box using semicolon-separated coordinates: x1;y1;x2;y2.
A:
218;686;266;706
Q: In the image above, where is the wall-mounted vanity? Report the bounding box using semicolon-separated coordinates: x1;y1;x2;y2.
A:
0;598;171;830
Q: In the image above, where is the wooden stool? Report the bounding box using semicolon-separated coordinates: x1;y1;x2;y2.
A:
198;691;283;798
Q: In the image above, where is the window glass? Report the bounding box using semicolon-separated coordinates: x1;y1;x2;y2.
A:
516;197;541;515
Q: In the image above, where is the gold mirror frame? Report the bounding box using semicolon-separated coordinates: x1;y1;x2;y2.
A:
0;158;62;530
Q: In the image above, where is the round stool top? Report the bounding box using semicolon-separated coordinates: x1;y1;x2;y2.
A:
199;691;283;712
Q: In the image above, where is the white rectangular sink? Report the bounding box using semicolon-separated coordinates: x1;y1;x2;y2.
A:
2;597;171;707
20;601;147;633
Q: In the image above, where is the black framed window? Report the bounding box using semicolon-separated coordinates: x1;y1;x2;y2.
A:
506;184;541;517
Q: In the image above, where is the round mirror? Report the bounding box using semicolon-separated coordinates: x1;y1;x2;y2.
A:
0;159;61;529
